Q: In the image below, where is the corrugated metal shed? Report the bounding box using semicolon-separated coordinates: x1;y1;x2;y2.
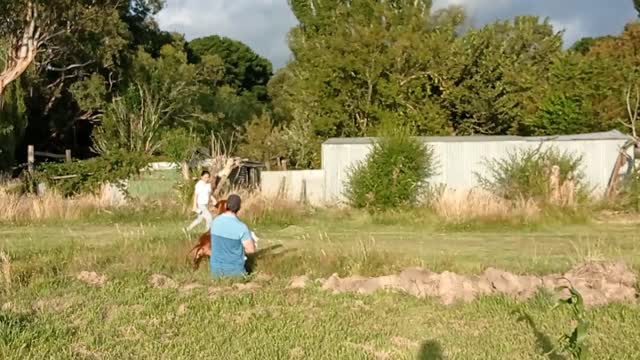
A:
322;130;634;202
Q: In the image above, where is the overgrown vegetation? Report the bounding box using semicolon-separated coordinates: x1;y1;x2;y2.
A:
3;1;640;173
477;146;587;204
346;129;437;211
27;151;149;197
616;168;640;212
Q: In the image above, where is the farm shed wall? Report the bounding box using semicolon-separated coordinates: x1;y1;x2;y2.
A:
322;130;634;203
261;170;325;205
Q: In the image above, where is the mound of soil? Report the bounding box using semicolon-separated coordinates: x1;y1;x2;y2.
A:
149;274;178;289
77;271;107;287
316;261;638;306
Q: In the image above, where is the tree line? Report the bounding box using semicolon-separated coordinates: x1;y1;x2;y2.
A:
1;0;640;173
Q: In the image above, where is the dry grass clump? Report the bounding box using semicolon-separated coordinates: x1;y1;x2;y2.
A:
0;191;107;223
222;189;310;225
431;188;541;223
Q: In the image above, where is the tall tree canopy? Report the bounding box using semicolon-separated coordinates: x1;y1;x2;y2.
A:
188;35;273;100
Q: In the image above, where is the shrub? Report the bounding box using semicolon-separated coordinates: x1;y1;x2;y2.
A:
345;130;437;211
29;151;150;197
615;167;640;212
476;145;587;203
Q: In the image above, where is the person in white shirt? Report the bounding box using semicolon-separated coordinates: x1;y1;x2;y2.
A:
185;170;217;232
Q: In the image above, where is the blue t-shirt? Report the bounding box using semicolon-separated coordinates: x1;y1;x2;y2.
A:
209;213;252;277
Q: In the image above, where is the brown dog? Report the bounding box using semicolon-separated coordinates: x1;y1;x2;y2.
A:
187;199;227;269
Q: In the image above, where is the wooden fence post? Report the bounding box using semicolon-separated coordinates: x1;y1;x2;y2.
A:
27;145;34;173
65;149;72;163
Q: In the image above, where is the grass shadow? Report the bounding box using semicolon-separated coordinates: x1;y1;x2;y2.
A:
516;312;566;360
245;244;293;274
418;340;445;360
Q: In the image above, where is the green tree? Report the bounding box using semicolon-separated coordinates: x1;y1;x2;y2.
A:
278;0;461;146
0;80;27;170
443;16;563;135
524;53;614;135
188;35;273;100
0;0;172;169
92;83;170;156
237;113;287;170
0;0;134;95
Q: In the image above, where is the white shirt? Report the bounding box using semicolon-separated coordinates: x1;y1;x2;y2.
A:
194;180;212;205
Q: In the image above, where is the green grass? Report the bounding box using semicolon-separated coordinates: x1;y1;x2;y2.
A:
128;170;181;200
1;207;639;359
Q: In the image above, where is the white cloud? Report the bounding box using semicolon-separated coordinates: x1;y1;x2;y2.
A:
157;0;297;68
156;0;633;69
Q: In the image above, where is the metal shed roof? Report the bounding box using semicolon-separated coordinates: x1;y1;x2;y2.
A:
323;130;631;145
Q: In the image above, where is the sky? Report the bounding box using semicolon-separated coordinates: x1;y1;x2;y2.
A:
157;0;636;69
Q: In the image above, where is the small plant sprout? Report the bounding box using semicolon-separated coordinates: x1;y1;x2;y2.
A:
551;283;590;360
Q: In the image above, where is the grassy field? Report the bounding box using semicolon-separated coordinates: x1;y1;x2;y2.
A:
2;201;640;359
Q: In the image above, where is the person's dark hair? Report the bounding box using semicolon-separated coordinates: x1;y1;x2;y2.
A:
226;194;241;213
201;170;210;177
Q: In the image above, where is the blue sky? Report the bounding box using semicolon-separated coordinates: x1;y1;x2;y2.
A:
157;0;636;69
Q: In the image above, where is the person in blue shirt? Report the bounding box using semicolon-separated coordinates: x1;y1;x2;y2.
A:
209;194;256;277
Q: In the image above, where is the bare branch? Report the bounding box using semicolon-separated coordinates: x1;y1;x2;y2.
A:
46;60;93;72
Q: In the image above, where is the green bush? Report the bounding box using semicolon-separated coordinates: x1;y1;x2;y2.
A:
29;150;150;197
476;145;587;202
615;167;640;212
345;131;437;211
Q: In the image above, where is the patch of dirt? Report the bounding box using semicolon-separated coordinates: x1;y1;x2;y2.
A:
179;283;204;294
288;275;309;289
32;297;74;313
233;282;262;292
208;286;227;297
77;271;107;287
318;261;638;306
254;273;274;283
149;274;178;289
391;336;419;349
177;303;188;316
289;347;305;359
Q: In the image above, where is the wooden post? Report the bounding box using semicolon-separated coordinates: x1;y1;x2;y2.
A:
27;145;34;173
65;149;71;163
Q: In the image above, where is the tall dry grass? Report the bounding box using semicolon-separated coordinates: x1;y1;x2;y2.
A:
221;188;310;225
431;188;541;223
0;191;108;223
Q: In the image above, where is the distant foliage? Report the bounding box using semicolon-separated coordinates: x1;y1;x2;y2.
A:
346;130;437;211
162;128;199;165
92;84;171;156
616;167;640;212
237;113;287;169
476;146;586;202
30;151;149;197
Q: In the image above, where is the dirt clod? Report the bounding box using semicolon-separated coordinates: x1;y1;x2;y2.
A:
77;271;107;287
179;283;204;293
233;282;262;292
288;275;309;289
319;261;638;306
149;274;178;289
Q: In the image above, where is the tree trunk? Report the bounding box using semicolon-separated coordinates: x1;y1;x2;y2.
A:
0;2;39;96
0;50;37;96
180;161;190;180
213;158;240;197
